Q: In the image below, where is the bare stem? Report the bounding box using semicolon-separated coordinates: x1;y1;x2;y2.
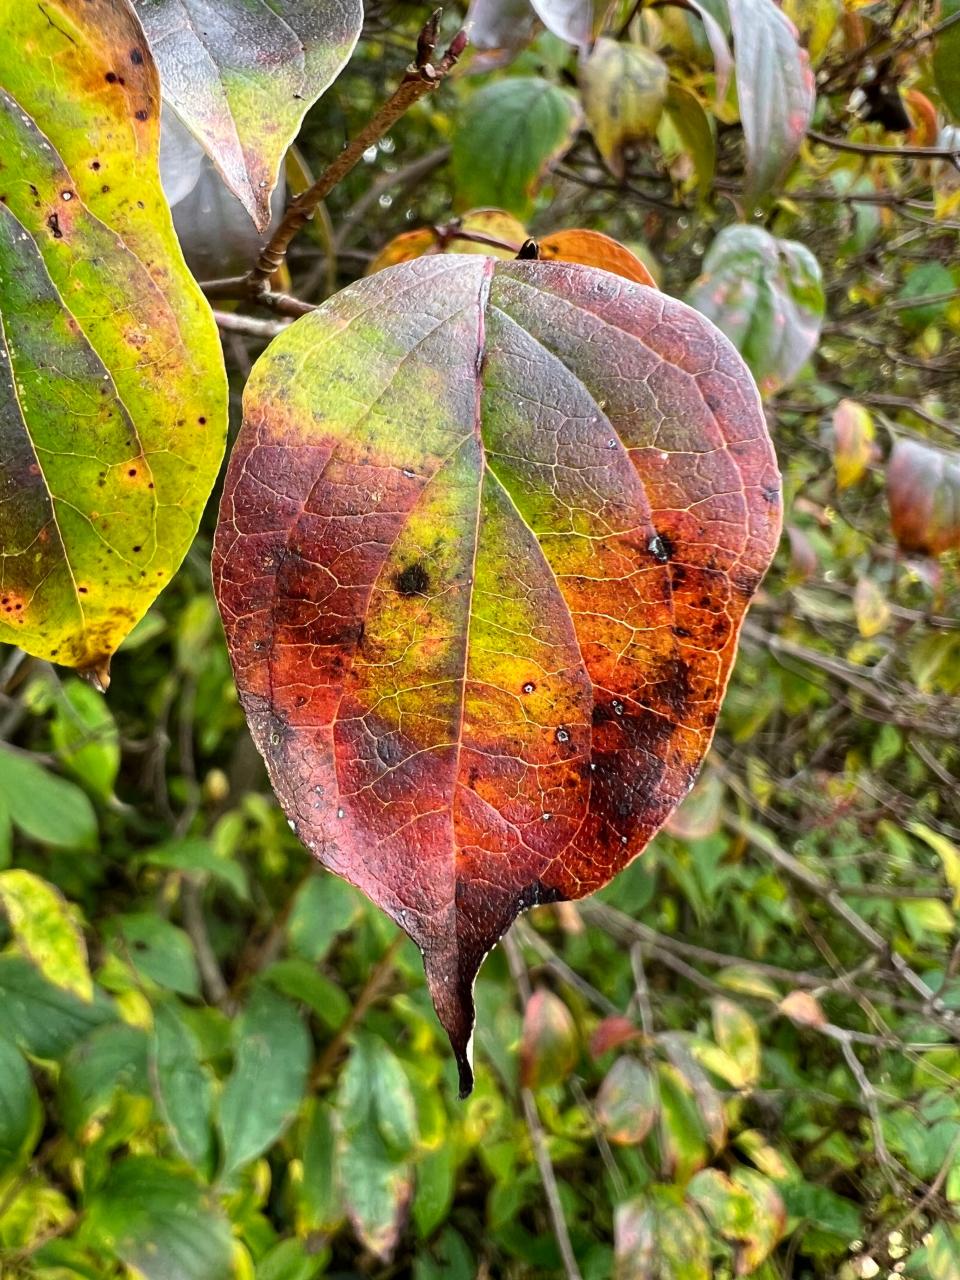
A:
247;12;467;290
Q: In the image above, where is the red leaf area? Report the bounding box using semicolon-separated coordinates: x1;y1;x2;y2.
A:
213;257;781;1092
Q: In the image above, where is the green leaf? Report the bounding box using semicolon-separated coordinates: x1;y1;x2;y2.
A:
300;1100;344;1234
911;821;960;909
452;77;581;217
934;0;960;122
727;0;815;207
897;262;958;333
136;0;362;231
0;868;92;1000
140;836;250;902
688;1167;785;1272
518;988;578;1090
218;986;310;1179
0;955;113;1059
0;1033;41;1174
413;1143;457;1240
109;914;200;997
662;81;716;192
0;0;227;679
58;1023;149;1138
711;997;761;1088
150;1002;216;1173
81;1157;234;1280
51;679;120;801
920;1222;960;1280
256;1238;327;1280
0;750;97;850
262;959;351;1031
288;873;363;963
337;1033;418;1260
657;1062;709;1181
687;224;825;397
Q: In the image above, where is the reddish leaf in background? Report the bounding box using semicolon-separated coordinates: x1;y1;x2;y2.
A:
887;439;960;557
212;256;781;1094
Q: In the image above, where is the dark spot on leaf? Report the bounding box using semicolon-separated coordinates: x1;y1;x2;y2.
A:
130;47;144;64
395;562;430;596
91;160;100;170
135;109;149;121
46;212;62;238
198;416;206;424
105;71;117;83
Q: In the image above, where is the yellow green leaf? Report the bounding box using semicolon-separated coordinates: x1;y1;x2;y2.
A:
911;821;960;909
581;39;669;179
0;0;227;683
0;869;92;1002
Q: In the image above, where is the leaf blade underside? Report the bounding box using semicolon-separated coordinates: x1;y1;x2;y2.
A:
212;257;782;1093
0;0;226;679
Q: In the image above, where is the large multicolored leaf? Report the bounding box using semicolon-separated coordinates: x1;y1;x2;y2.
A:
886;439;960;557
212;255;781;1092
686;225;824;397
135;0;362;231
0;0;226;685
727;0;815;208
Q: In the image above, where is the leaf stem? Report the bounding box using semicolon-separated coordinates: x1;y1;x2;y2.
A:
246;12;468;291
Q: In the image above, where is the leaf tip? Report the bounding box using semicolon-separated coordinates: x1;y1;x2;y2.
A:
77;657;112;693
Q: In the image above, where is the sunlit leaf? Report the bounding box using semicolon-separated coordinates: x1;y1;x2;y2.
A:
911;821;960;910
711;997;761;1088
778;989;827;1027
50;679;120;802
212;255;781;1092
886;438;960;557
688;1166;786;1274
727;0;816;208
581;38;669;179
0;0;226;682
832;399;876;490
136;0;362;231
452;78;582;218
537;229;657;285
687;225;825;396
0;869;92;1002
853;576;890;638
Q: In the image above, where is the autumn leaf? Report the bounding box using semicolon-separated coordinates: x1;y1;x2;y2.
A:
581;38;670;179
887;438;960;556
0;0;226;685
135;0;362;231
367;210;526;275
537;229;657;286
212;256;781;1092
833;399;876;489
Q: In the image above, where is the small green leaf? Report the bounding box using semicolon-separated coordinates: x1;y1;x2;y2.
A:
0;750;97;850
582;38;669;179
0;1034;41;1174
263;959;351;1031
58;1023;149;1139
934;0;960;121
288;873;363;963
51;679;120;801
300;1100;344;1234
711;997;761;1088
452;77;581;217
109;914;200;997
256;1238;327;1280
218;986;310;1179
0;955;113;1059
151;1002;216;1173
662;82;716;192
0;869;92;1001
337;1033;418;1260
81;1157;233;1280
140;837;250;901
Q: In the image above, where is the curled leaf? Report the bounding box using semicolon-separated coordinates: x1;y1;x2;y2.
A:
212;256;781;1093
887;438;960;557
727;0;816;208
582;39;670;179
686;225;825;397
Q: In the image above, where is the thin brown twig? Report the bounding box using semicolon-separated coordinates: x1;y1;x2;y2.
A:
807;128;960;160
311;934;403;1086
213;310;291;339
248;12;467;289
503;931;584;1280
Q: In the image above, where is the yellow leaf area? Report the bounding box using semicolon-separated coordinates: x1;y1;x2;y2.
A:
368;211;657;287
0;869;92;1001
0;0;226;684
